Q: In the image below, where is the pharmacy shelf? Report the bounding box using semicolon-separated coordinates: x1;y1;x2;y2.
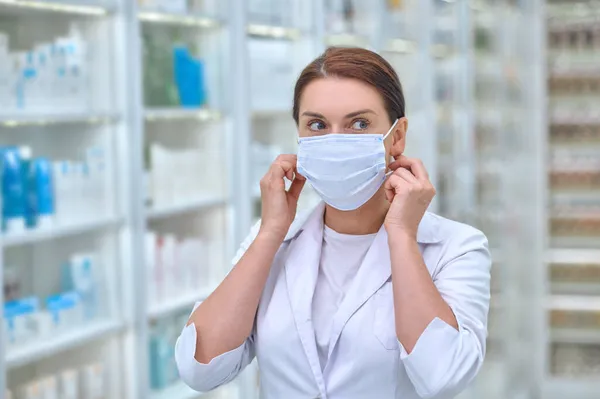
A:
5;319;124;369
150;381;204;399
382;38;419;54
550;328;600;345
147;287;214;320
138;9;220;28
543;378;600;399
1;216;123;248
551;281;600;296
324;33;369;48
549;114;600;126
547;295;600;312
0;0;111;16
247;24;300;40
546;249;600;265
0;112;119;127
146;197;227;220
144;108;222;123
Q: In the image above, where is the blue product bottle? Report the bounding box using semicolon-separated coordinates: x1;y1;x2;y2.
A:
33;157;55;228
2;147;26;233
173;46;203;108
173;46;189;107
19;147;37;229
149;323;170;390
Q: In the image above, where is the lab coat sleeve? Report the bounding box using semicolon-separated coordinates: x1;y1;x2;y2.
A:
175;302;256;392
400;227;491;399
176;222;262;392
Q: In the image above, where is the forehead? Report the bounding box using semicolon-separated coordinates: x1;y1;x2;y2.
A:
299;77;386;117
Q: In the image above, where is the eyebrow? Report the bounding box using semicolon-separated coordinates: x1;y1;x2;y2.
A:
301;109;377;119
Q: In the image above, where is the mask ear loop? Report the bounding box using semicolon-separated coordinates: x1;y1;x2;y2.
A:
384;118;400;177
382;118;400;141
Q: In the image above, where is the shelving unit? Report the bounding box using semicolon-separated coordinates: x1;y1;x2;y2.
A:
2;217;122;247
534;1;600;397
0;0;129;397
6;319;124;369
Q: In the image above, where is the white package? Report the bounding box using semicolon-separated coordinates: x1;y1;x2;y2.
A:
145;231;158;307
19;381;41;399
81;363;105;399
59;370;78;399
162;235;178;297
32;311;54;338
39;376;58;399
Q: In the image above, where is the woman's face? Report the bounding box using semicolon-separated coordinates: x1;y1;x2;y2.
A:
297;77;407;160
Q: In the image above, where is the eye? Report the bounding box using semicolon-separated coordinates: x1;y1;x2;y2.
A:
308;120;326;131
351;119;369;130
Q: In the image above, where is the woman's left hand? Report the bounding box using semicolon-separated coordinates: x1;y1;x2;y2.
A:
384;156;436;240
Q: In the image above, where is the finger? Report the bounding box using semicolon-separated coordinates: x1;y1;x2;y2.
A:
393;168;419;184
384;174;403;195
271;160;295;180
276;154;298;164
388;159;403;172
384;179;395;202
277;154;307;181
396;156;430;182
287;176;306;200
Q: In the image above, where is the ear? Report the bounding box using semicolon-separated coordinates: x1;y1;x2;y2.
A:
389;117;408;159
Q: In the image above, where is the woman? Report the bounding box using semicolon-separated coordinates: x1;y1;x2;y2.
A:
176;47;491;399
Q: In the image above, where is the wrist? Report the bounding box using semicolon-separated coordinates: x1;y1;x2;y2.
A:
257;227;287;245
385;225;417;243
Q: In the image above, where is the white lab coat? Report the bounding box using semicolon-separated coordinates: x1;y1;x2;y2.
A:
176;202;491;399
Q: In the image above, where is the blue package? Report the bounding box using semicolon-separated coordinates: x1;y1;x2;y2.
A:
33;157;55;222
4;296;39;343
1;147;26;232
46;291;81;325
20;151;37;229
173;46;206;108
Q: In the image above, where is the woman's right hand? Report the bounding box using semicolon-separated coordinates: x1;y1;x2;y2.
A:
259;154;306;242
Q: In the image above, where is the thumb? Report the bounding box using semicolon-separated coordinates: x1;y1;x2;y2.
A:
287;177;306;200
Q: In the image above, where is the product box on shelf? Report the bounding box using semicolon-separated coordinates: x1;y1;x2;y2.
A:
10;362;106;399
81;362;106;399
0;23;92;115
552;343;600;377
149;311;192;391
148;143;222;209
3;251;102;348
146;231;213;308
1;144;110;235
143;33;208;108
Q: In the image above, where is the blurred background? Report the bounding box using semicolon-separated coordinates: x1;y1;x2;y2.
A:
0;0;598;398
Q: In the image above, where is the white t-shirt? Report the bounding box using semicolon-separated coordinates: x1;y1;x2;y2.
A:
311;225;377;371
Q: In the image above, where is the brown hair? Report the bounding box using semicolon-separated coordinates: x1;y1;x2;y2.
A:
292;47;405;125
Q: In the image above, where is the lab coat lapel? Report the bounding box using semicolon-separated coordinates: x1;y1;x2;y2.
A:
284;203;327;396
325;225;391;362
325;212;442;363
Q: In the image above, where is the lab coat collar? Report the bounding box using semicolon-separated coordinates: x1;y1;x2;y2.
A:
284;201;442;244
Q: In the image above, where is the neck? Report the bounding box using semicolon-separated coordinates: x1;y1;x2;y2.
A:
323;188;389;235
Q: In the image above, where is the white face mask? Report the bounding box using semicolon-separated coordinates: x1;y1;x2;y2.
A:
297;119;399;211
